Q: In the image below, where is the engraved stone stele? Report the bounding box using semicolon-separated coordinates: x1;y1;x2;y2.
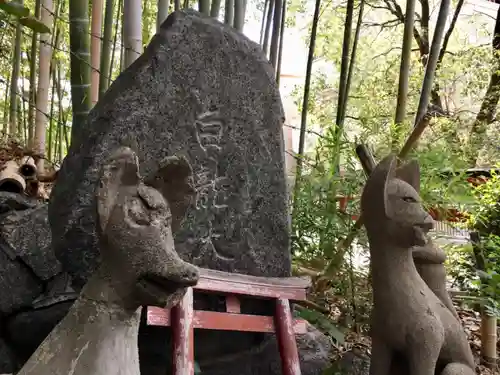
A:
49;9;331;375
361;155;475;375
18;147;199;375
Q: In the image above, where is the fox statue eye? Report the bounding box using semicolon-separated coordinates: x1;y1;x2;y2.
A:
402;196;418;203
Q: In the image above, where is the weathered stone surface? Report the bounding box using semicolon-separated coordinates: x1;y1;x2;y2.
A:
49;9;289;289
0;192;36;215
0;337;18;374
5;301;75;365
0;244;42;315
0;205;61;281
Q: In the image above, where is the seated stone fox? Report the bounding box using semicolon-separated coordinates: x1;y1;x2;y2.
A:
395;162;460;321
17;147;200;375
362;155;474;375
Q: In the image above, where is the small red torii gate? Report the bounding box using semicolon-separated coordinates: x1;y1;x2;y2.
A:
147;268;311;375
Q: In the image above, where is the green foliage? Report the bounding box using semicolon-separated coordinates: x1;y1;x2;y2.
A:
297;307;345;345
19;15;50;33
444;171;500;317
0;1;30;18
0;1;50;33
469;169;500;235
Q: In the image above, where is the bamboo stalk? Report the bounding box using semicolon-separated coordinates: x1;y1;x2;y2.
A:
480;314;498;369
394;0;417;125
275;0;286;84
296;0;321;173
262;0;274;53
413;0;450;127
9;0;24;138
198;0;210;15
259;0;269;45
123;0;143;69
233;0;247;31
210;0;221;18
174;0;180;10
20;64;27;142
47;66;56;161
91;0;104;106
335;0;355;129
68;0;91;141
109;0;122;83
100;0;115;95
2;69;10;136
269;0;282;68
157;0;171;30
224;0;234;26
341;0;364;120
28;0;41;148
34;0;54;171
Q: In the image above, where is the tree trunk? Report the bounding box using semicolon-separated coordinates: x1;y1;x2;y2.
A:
468;5;500;166
69;0;92;141
157;0;171;31
9;0;24;138
123;0;143;69
224;0;234;26
100;0;115;95
210;0;221;18
34;0;54;171
28;0;41;148
91;0;104;106
233;0;246;32
174;0;180;11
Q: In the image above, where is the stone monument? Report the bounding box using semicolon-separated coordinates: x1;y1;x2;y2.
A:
48;9;331;375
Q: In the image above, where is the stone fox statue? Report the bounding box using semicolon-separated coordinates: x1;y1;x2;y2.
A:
362;155;475;375
395;162;460;321
17;147;200;375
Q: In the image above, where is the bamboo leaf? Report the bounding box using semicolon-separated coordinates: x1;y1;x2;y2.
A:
0;1;30;17
19;15;51;33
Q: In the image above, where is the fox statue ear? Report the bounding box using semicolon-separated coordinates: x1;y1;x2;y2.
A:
395;160;420;193
97;147;140;232
361;154;397;220
145;156;196;232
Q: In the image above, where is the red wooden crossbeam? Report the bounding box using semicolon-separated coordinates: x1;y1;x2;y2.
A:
147;307;308;334
147;268;311;375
